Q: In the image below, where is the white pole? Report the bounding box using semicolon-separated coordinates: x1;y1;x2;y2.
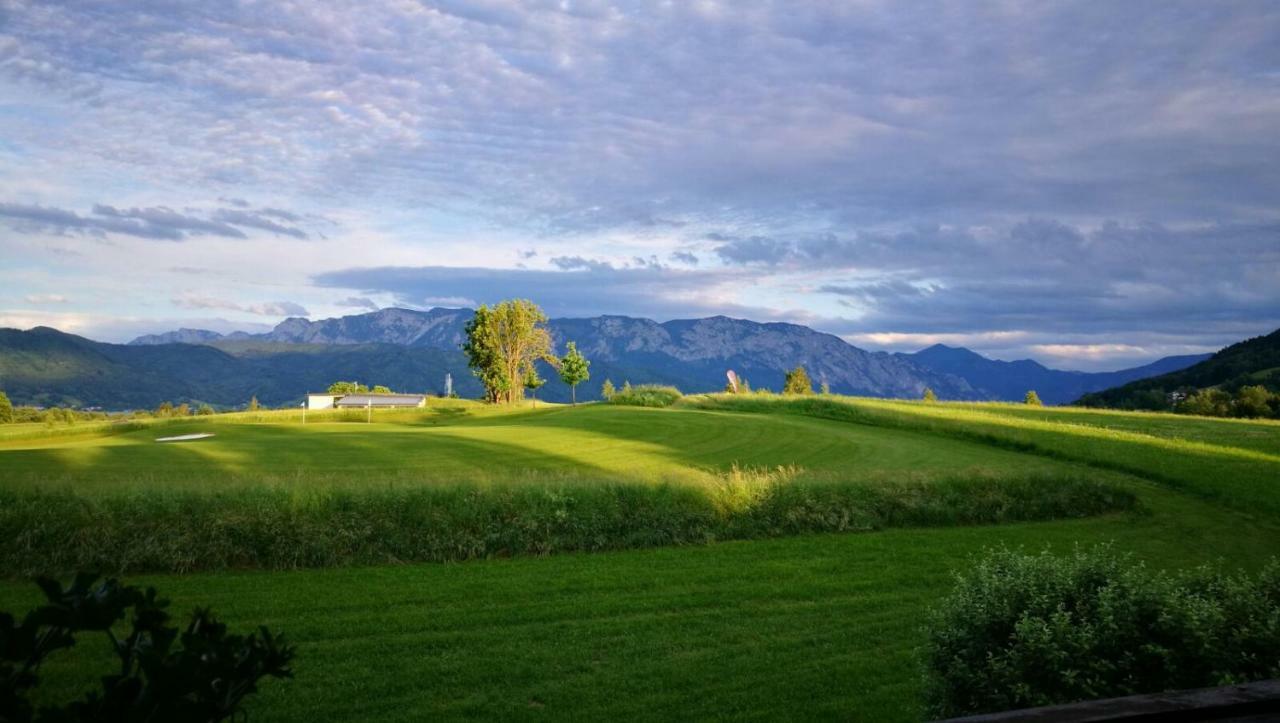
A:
367;398;372;423
301;401;306;424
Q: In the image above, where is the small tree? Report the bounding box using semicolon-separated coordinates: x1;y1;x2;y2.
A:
326;381;368;395
558;341;591;405
175;403;191;416
0;390;12;423
1024;390;1043;406
523;367;545;407
197;404;215;415
248;396;260;411
601;379;616;400
783;366;813;395
156;401;174;417
371;385;392;394
923;387;938;403
820;381;831;395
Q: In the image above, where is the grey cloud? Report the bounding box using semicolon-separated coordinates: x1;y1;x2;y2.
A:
0;201;184;240
173;296;309;317
549;256;614;272
669;251;699;266
0;199;313;241
210;209;307;239
93;204;247;239
336;296;379;311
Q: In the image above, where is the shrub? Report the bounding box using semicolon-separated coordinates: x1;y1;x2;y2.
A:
923;546;1280;719
782;366;813;395
1024;390;1043;406
1;572;293;722
607;384;683;407
922;387;938;403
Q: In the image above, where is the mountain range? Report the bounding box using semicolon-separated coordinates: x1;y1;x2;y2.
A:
0;307;1210;409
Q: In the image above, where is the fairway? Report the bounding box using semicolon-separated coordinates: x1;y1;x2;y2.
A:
2;397;1278;721
0;404;1078;492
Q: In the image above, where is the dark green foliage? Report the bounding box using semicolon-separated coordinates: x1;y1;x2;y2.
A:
0;474;1135;577
607;384;683;407
923;546;1280;718
0;391;11;423
782;366;813;395
196;404;215;416
1078;327;1280;412
1;572;293;722
326;381;369;394
1024;390;1042;406
371;385;393;394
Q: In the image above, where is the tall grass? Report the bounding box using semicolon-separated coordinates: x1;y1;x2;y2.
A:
608;384;683;407
0;470;1135;577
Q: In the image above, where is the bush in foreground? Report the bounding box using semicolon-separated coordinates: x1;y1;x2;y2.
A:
607;384;683;407
0;474;1136;576
923;545;1280;718
1;572;293;722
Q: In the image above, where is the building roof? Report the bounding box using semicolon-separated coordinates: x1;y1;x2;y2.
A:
333;393;426;407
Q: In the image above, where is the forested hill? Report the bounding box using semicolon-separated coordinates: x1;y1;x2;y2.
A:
1077;327;1280;410
897;344;1208;406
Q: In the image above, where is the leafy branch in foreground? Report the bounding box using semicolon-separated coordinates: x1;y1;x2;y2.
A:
1;572;294;722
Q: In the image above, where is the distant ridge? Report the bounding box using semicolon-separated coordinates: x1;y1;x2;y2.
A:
899;343;1210;406
1077;327;1280;409
127;307;1210;405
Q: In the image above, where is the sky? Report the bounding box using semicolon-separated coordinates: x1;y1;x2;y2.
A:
1;1;1278;371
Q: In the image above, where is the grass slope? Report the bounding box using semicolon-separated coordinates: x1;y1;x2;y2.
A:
0;404;1079;492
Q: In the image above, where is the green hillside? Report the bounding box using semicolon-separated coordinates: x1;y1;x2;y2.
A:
1077;327;1280;411
0;327;477;408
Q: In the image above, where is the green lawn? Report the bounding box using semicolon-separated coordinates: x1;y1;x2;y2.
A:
1;398;1278;720
0;404;1077;493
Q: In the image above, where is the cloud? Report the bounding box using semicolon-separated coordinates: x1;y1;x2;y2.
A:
0;200;311;241
312;264;771;321
209;209;307;239
23;294;69;304
172;296;309;317
335;296;379;311
669;251;699;266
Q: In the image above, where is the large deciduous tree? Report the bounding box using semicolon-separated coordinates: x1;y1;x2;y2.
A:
558;341;590;405
464;299;555;404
